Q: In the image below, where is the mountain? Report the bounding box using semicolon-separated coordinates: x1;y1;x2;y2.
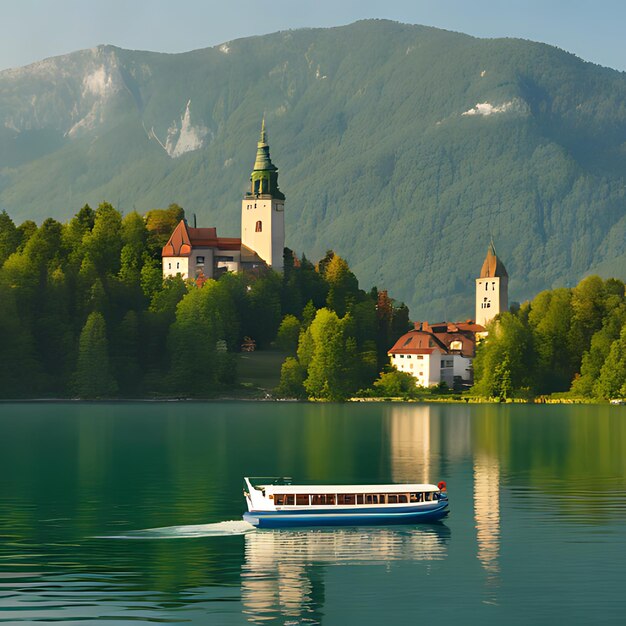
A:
1;19;626;319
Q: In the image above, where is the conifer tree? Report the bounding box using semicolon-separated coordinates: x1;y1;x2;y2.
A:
74;312;117;398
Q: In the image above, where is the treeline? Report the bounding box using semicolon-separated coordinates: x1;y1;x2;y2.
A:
473;275;626;400
0;204;409;399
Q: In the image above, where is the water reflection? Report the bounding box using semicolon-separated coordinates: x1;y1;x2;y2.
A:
388;406;433;483
387;405;471;482
241;525;451;624
474;453;501;602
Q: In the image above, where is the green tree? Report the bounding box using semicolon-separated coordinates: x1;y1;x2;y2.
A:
74;312;117;398
0;210;20;266
145;204;185;257
594;326;626;399
371;369;420;398
304;308;353;401
276;315;301;353
83;203;123;276
492;355;514;401
324;254;359;317
167;281;232;395
276;357;307;398
473;312;534;397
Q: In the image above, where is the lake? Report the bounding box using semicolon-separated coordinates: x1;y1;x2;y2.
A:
1;402;625;624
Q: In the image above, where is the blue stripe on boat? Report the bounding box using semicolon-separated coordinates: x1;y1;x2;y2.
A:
243;501;449;528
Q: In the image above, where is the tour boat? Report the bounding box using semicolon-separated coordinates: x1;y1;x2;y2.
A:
242;477;449;528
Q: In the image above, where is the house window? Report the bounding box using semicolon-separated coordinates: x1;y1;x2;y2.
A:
255;221;262;232
196;256;205;265
417;355;423;360
168;263;171;269
176;262;180;269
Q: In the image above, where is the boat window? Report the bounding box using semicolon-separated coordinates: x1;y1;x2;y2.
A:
275;494;285;505
410;493;418;502
337;494;355;505
311;494;337;505
365;494;376;504
388;494;398;504
399;494;408;504
425;492;432;501
356;494;364;504
296;494;309;505
379;494;387;504
284;495;294;505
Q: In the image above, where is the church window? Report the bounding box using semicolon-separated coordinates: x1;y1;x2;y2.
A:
254;179;260;194
255;221;263;232
492;282;496;290
485;283;488;291
168;263;171;269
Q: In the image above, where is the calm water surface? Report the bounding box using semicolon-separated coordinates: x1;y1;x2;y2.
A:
0;402;625;624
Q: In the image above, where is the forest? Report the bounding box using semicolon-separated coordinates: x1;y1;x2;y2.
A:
0;203;409;400
473;275;626;400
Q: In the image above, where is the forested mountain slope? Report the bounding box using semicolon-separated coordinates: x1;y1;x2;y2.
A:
1;19;626;319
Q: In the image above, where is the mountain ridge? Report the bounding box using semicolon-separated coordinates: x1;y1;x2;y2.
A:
1;19;626;319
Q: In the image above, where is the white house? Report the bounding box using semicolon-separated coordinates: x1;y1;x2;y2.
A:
388;322;483;389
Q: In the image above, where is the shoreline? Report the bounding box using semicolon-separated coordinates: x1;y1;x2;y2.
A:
0;396;615;405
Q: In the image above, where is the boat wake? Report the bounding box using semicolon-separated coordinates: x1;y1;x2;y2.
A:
96;520;256;539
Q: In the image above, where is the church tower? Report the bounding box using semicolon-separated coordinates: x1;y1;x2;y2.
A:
475;241;508;327
241;119;285;271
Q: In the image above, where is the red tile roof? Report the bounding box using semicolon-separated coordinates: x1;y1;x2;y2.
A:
162;220;242;257
388;330;447;355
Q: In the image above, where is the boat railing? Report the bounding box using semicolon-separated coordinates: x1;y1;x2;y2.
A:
246;476;293;487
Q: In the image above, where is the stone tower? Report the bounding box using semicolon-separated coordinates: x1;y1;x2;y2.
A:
475;241;508;327
241;119;285;271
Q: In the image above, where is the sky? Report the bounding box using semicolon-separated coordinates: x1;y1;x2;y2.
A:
1;0;625;73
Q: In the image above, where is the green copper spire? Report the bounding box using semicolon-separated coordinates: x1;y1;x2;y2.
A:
248;118;284;199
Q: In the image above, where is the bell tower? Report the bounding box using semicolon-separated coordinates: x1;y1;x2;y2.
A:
476;241;508;327
241;119;285;271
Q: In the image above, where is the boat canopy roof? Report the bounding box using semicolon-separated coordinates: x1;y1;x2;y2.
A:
252;482;440;495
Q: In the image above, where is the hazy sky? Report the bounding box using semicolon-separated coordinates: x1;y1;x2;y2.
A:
2;0;625;72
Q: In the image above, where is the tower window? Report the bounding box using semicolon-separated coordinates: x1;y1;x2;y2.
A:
255;221;263;232
254;180;260;194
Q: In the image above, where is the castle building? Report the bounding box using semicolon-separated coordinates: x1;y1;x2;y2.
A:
162;120;285;279
475;241;508;327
